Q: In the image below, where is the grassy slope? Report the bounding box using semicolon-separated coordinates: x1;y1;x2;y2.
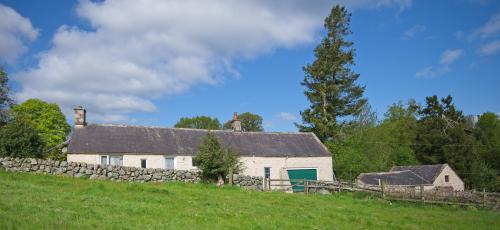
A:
0;171;498;229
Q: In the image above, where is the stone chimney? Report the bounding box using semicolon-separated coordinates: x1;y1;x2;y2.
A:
74;106;87;128
231;112;242;132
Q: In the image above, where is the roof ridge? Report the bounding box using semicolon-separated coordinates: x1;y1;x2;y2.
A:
85;123;312;135
359;170;413;176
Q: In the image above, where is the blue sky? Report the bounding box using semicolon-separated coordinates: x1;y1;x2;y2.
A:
0;0;499;131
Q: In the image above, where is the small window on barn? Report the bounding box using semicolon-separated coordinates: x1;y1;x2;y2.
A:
100;156;108;166
445;175;449;182
264;167;271;179
141;159;147;168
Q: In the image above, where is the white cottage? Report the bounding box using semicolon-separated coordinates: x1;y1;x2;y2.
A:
66;107;335;182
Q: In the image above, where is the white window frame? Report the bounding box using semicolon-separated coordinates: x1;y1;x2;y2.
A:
100;155;109;166
100;155;123;166
264;167;272;179
164;156;176;170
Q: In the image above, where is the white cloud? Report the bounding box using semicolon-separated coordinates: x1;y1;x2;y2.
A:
478;40;500;56
416;49;463;79
403;24;425;39
13;0;412;123
0;4;38;65
470;12;500;39
278;112;297;121
440;49;464;65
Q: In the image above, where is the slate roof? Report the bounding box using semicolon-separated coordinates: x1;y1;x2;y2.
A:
357;170;431;186
67;124;330;157
357;164;447;186
391;164;446;183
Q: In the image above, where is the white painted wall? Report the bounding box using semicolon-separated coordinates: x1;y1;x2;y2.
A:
67;154;334;181
67;154;196;170
239;156;333;181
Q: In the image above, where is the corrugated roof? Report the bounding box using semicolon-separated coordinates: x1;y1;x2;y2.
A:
67;124;331;157
391;164;445;183
358;170;431;186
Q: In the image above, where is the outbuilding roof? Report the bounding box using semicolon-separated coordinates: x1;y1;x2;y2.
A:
67;124;331;157
357;170;431;186
358;164;447;186
390;164;446;183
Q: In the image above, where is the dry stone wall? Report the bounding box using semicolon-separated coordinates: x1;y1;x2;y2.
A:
0;157;263;190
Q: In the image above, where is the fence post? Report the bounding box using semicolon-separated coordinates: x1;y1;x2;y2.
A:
381;181;385;199
420;185;425;203
305;179;309;194
483;189;486;207
268;178;271;191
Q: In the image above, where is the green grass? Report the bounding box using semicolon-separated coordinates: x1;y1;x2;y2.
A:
0;171;498;229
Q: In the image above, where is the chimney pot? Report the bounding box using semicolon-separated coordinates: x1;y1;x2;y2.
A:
231;112;242;132
74;106;87;128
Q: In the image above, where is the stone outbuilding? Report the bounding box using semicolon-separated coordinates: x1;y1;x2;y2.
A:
66;107;335;182
356;164;464;191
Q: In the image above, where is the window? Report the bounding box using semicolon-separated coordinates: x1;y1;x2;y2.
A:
165;157;175;169
264;167;271;179
445;175;449;182
100;155;123;166
141;159;147;168
109;155;123;166
100;156;108;166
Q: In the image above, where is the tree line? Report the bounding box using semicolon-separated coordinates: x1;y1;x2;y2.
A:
0;68;71;160
297;5;499;191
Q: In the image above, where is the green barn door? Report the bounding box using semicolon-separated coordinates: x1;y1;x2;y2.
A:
287;169;317;192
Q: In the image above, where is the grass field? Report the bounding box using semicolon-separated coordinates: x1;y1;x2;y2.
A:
0;170;498;229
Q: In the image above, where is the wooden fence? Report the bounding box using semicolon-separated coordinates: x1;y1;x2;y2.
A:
263;178;500;210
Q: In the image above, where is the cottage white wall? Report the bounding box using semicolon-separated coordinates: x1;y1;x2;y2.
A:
432;165;464;191
68;154;334;181
67;154;195;170
239;156;334;181
67;154;99;164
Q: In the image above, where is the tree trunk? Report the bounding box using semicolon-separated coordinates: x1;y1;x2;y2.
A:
217;174;224;187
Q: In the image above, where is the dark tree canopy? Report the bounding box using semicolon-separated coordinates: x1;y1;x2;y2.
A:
11;99;71;160
193;132;241;185
174;116;222;130
0;67;14;126
297;5;366;141
223;112;264;132
0;117;44;158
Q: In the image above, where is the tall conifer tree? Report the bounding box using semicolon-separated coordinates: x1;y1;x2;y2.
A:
297;5;366;141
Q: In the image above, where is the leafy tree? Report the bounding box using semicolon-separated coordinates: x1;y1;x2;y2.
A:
473;112;500;191
11;99;71;160
328;104;377;180
413;95;482;189
474;112;500;172
193;132;241;186
223;112;264;131
0;67;14;126
174;116;221;130
297;5;366;141
378;101;418;166
0;117;44;158
330;102;419;180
